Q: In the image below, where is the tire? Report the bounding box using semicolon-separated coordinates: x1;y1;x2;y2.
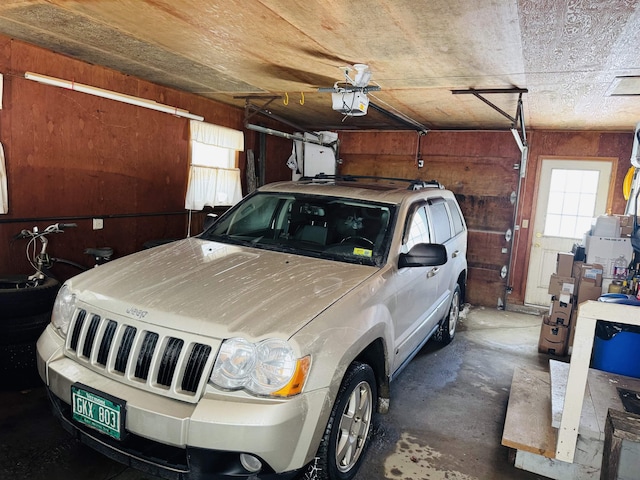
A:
0;276;60;320
314;362;377;480
434;284;461;346
1;311;52;345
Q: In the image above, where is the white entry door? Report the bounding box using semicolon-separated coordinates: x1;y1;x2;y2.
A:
524;159;614;306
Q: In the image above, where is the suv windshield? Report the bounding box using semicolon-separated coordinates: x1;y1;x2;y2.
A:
201;192;396;266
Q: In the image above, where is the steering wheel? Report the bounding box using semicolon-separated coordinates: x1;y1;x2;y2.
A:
340;236;374;247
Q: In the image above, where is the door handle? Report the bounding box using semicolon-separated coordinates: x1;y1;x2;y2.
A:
427;267;439;278
452;250;459;258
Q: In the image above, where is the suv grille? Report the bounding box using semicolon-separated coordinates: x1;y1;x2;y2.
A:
65;308;216;401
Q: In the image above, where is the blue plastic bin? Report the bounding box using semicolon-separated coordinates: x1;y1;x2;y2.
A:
592;294;640;378
593;331;640;378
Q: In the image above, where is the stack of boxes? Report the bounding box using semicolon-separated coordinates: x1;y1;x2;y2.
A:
586;214;634;291
538;252;604;356
538;214;636;357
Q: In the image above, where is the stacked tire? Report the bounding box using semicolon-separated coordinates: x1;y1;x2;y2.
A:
0;276;60;390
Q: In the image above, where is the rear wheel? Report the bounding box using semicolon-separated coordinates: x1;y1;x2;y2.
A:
314;362;376;480
434;284;461;345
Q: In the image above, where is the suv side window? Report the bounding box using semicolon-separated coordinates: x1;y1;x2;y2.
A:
404;205;430;251
428;199;452;244
447;199;465;236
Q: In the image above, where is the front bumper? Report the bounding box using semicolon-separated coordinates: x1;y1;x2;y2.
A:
37;325;328;480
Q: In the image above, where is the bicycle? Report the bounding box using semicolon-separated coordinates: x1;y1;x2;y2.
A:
0;223;113;389
3;221;113;279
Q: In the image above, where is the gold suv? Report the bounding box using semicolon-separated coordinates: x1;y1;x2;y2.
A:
37;176;467;480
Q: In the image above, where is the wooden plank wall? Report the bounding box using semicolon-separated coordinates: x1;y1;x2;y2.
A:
0;36;292;281
339;130;521;307
340;130;633;308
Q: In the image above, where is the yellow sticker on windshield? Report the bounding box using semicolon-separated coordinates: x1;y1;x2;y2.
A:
353;248;373;257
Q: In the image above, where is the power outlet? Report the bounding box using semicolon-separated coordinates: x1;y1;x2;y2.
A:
92;218;104;230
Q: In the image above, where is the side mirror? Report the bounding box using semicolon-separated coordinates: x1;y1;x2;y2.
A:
398;243;447;268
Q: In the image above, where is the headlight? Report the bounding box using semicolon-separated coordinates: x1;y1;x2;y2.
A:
210;338;256;389
210;337;310;397
51;283;76;337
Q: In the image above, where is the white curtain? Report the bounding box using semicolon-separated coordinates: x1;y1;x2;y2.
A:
185;121;244;210
0;142;7;214
185;167;242;210
190;121;244;151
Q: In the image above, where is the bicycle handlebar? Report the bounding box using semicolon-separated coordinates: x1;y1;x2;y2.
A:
15;222;78;239
59;223;78;229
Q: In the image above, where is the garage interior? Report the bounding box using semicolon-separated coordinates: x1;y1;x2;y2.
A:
1;1;640;479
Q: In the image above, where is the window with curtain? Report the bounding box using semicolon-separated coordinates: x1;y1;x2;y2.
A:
184;120;244;210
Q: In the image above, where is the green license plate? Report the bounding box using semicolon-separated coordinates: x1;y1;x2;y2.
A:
71;384;126;440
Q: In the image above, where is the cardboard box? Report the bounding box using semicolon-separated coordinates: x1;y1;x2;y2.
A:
570;262;603;295
593;215;620;237
572;260;584;280
615;214;632;227
579;263;603;287
548;300;572;326
556;252;574;277
538;315;569;356
548;274;575;303
585;236;633;278
621;225;633;236
568;309;578;350
576;282;603;306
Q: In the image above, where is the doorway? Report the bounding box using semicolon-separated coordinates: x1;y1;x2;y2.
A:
524;158;615;306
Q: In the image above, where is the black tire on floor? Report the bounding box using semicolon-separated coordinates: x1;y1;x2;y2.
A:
313;362;377;480
0;276;60;320
0;311;52;346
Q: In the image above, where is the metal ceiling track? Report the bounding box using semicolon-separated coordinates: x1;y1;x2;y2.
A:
451;87;528;151
238;96;338;148
368;101;430;133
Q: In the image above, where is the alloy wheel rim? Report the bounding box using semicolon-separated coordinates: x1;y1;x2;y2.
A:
449;290;460;337
335;380;373;473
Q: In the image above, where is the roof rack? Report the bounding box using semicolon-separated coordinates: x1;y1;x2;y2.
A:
301;174;444;190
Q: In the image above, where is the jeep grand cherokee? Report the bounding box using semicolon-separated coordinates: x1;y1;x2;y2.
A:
37;176;467;480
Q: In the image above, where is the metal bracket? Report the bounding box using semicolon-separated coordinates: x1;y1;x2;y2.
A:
451;88;528;152
240;98;339;152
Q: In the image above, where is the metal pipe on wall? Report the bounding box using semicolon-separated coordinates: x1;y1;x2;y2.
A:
24;72;204;121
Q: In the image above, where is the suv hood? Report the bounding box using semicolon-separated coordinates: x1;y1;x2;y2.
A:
68;237;376;339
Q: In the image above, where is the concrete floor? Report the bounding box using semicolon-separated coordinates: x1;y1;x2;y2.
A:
0;306;552;480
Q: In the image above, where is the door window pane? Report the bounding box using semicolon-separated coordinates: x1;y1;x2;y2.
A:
405;206;430;250
429;202;452;243
543;169;599;239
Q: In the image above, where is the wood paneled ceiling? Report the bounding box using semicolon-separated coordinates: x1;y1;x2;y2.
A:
0;0;639;132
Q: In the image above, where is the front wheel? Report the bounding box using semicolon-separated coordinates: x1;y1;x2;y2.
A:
434;284;461;345
314;362;377;480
